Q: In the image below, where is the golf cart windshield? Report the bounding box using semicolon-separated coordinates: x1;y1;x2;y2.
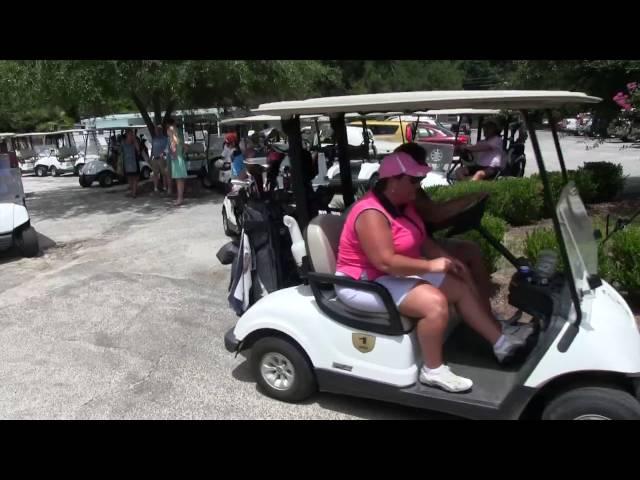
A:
0;156;23;203
556;182;599;292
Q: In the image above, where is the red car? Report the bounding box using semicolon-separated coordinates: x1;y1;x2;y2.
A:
413;123;470;151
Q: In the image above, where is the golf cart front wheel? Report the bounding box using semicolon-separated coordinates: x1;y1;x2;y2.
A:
17;226;39;258
251;336;316;403
35;166;47;177
542;386;640;420
98;172;115;188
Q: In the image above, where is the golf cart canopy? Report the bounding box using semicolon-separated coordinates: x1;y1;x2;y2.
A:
253;90;601;116
219;115;282;126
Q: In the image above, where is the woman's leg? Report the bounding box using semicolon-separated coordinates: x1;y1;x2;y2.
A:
438;274;501;344
175;179;185;205
132;177;138;197
398;283;450;369
440;239;493;315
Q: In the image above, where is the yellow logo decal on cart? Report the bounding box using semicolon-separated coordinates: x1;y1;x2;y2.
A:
352;333;376;353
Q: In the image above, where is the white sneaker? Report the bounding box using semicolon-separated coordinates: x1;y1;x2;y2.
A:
419;365;473;393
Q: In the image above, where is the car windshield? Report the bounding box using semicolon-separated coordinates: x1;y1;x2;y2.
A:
556;182;599;292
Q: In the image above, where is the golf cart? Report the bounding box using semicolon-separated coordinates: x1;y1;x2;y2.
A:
0;149;39;257
223;90;640;420
31;129;84;177
79;125;152;188
445;110;528;183
74;128;107;175
10;133;41;176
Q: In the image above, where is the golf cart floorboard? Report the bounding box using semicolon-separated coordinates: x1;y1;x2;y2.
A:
318;324;536;419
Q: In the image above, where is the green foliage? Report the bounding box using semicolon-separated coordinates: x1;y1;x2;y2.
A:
581;162;625;203
426;178;544;226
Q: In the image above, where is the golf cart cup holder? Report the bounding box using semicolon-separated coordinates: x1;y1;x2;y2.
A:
426;192;489;237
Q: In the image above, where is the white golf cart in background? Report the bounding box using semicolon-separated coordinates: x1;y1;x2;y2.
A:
31;129;85;177
79;125;152;188
10;132;40;175
74;128;107;175
223;90;640;420
0;150;39;257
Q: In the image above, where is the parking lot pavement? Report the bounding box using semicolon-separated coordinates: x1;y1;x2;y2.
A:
0;175;448;419
1;134;638;420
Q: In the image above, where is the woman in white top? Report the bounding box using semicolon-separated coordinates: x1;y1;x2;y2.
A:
456;120;505;181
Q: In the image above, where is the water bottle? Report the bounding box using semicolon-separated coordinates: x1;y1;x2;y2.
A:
535;250;558;285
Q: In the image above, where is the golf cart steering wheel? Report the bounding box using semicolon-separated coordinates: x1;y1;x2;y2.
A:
426;192;490;237
460;149;475;166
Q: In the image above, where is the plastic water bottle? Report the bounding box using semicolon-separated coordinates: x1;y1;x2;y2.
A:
535;250;558;285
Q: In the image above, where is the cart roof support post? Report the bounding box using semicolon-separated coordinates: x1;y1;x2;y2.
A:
330;113;355;208
282;115;313;231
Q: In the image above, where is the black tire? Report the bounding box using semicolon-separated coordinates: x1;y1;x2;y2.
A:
35;165;47;177
222;206;234;237
367;172;379;191
98;171;115;188
50;166;60;177
17;226;39;258
140;167;151;180
251;336;316;403
79;176;91;188
542;386;640;420
201;169;214;190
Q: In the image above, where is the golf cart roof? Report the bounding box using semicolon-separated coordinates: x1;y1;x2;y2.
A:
0;133;15;139
426;109;502;116
219;115;282;126
253;90;601;116
12;129;86;138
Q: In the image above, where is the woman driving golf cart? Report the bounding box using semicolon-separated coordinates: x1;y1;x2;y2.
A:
455;119;504;181
334;151;532;392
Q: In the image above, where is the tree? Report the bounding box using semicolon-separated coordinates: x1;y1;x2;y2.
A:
0;60;340;136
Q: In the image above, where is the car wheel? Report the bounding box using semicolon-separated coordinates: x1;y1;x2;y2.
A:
35;165;47;177
542;386;640;420
50;166;59;177
16;226;39;258
140;167;151;180
79;176;91;188
251;336;316;403
98;172;115;188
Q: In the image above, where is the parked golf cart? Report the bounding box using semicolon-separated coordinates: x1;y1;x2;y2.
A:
74;128;107;175
223;90;640;420
79;125;152;188
31;129;85;177
445;110;527;183
200;132;231;191
0;150;39;257
8;133;38;175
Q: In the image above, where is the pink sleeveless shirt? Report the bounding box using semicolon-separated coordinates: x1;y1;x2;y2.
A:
335;191;427;281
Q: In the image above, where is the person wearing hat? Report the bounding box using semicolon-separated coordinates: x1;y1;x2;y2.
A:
334;151;530;393
456;119;505;181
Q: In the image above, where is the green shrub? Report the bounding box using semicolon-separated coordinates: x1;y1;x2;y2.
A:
426;177;544;226
433;213;507;274
580;162;625;203
605;225;640;298
523;227;564;271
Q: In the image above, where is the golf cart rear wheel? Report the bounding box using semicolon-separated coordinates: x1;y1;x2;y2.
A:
98;172;115;188
50;166;60;177
17;226;39;258
542;386;640;420
35;165;47;177
251;337;316;403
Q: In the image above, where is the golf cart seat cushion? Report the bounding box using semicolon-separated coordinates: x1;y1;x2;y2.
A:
58;146;77;159
188;143;206;154
306;214;345;274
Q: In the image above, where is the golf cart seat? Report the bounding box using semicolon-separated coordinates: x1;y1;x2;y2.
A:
17;149;37;161
58;146;78;159
186;142;206;159
305;214;461;337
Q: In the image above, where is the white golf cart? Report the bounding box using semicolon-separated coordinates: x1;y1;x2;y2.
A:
10;132;40;175
0;150;39;257
31;129;84;177
223;90;640;420
79;125;152;188
74;128;107;175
